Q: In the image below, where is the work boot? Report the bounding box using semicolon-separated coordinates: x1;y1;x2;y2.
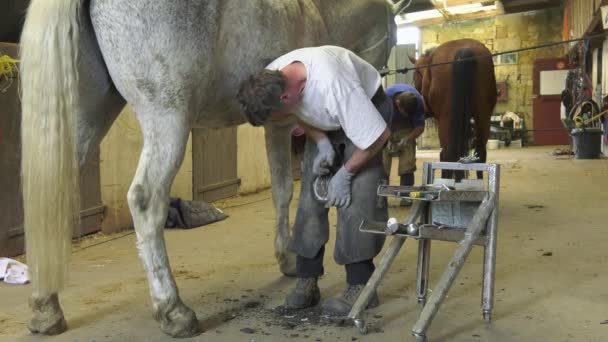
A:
400;198;413;207
284;277;321;309
321;284;379;316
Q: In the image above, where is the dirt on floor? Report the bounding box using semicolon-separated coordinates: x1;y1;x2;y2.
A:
1;146;607;342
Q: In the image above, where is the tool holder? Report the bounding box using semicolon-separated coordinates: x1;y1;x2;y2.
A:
348;162;500;342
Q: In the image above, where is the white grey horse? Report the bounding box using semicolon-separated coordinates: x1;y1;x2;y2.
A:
20;0;408;337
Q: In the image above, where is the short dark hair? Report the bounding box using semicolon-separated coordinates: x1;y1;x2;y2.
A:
236;70;286;126
396;92;418;114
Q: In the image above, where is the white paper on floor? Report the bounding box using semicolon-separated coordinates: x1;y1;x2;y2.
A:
0;257;29;285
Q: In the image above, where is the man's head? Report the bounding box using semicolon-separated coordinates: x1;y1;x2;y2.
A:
237;65;305;126
236;70;286;126
395;91;418;115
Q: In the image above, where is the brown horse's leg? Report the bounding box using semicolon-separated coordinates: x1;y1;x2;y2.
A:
473;107;493;179
475;145;486;179
438;119;454;179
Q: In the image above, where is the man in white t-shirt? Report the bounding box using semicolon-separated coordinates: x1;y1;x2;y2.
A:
237;46;393;315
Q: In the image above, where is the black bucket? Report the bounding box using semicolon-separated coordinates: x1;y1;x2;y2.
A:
571;128;602;159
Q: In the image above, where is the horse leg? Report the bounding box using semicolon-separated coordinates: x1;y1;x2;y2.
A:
127;110;199;337
437;118;457;179
265;120;297;276
475;145;487;179
29;94;125;335
473;114;491;180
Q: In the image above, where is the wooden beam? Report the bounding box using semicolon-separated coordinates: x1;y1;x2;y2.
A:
413;9;498;26
495;0;506;14
504;0;554;7
405;2;436;12
430;0;453;19
444;0;494;6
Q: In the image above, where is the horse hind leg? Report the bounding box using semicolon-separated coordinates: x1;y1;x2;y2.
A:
475;144;487;179
475;118;490;179
27;294;66;335
28;93;124;337
127;109;199;337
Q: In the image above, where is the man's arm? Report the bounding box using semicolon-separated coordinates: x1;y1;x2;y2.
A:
344;127;391;174
297;119;338;176
403;126;424;143
297;120;328;143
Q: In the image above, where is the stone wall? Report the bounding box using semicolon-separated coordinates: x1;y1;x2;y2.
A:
417;8;564;148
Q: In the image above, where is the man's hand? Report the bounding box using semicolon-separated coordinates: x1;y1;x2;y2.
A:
326;166;354;208
313;137;335;175
397;137;410;148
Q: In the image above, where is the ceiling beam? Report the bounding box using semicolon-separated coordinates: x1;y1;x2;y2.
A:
503;3;561;14
503;0;553;6
495;0;505;14
430;0;452;19
412;8;498;26
443;0;494;6
404;2;435;12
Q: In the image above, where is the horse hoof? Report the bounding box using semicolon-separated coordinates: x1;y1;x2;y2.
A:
279;251;297;277
157;300;201;338
28;293;67;335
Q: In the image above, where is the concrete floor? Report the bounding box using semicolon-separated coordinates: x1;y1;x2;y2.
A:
1;146;607;342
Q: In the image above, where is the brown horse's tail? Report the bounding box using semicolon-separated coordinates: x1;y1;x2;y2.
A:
447;48;476;162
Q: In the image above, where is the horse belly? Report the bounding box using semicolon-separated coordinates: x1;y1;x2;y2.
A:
195;0;329;126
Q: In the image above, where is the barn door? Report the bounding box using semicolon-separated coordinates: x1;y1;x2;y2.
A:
0;42;104;257
192;127;240;202
532;57;571;145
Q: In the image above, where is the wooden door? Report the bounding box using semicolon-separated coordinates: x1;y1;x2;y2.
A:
0;0;29;43
192;127;240;202
0;43;24;257
532;58;571;145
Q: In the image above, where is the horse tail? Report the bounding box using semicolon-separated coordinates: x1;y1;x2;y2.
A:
20;0;81;294
447;48;476;162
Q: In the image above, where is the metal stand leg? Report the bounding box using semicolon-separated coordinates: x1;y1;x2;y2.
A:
416;239;431;307
349;202;426;335
412;194;496;339
482;210;498;323
482;165;500;323
482;242;495;323
348;236;407;333
413;332;427;342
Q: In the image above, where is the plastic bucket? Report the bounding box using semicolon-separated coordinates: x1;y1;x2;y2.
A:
571;128;602;159
510;139;522;148
487;139;499;150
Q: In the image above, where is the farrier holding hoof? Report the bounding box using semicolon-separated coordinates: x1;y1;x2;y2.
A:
383;84;425;206
237;45;393;316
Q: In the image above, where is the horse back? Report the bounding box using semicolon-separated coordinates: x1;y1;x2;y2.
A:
426;39;497;120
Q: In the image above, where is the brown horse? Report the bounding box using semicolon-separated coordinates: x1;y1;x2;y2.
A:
410;39;497;178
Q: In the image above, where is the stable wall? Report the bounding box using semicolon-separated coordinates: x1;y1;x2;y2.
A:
417;8;564;148
99;106;193;233
237;125;272;194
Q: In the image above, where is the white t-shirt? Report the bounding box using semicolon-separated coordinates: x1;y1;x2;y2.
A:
266;46;386;150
